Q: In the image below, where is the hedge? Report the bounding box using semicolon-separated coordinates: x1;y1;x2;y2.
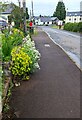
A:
64;22;82;33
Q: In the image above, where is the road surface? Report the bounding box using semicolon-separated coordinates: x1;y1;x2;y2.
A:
41;26;81;69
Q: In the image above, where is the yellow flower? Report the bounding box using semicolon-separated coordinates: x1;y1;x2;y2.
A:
26;76;29;80
28;68;30;71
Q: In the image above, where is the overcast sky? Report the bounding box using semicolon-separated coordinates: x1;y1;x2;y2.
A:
1;0;82;16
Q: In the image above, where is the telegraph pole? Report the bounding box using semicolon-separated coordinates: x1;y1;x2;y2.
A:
31;0;34;19
18;0;21;8
23;0;27;35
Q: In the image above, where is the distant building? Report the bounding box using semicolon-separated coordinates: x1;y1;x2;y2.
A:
1;4;13;23
34;16;59;25
65;11;82;23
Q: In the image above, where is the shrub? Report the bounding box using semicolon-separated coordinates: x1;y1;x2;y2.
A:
72;23;78;32
10;46;32;80
78;22;82;32
64;22;81;32
10;28;24;46
2;28;24;61
64;23;74;31
2;33;13;61
22;35;41;73
27;21;30;27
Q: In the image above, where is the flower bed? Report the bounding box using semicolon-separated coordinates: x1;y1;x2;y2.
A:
10;34;41;85
1;28;41;119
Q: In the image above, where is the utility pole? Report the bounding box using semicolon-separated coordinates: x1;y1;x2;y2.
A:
22;0;27;35
30;10;32;20
18;0;21;8
31;0;34;20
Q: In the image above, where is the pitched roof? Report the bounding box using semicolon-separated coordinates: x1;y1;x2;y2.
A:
1;8;12;14
67;11;82;16
1;3;14;14
51;17;58;20
40;17;52;22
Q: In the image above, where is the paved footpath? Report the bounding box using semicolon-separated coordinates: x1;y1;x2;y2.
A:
10;28;81;118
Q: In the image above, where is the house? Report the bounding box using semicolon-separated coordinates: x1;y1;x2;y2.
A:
34;16;39;25
65;11;82;23
34;16;58;25
1;3;13;23
1;11;11;23
38;16;52;25
0;16;7;21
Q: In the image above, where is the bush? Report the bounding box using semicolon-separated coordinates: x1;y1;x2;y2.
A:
26;21;30;27
78;22;82;32
64;23;74;31
2;28;24;61
2;32;13;61
10;35;41;81
10;28;24;46
22;35;41;73
72;23;78;32
64;22;79;32
10;46;32;80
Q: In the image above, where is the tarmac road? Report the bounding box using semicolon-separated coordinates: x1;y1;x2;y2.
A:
10;28;81;118
41;26;81;69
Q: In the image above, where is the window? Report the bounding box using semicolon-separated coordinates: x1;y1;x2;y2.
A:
69;18;71;21
74;18;76;21
75;13;77;16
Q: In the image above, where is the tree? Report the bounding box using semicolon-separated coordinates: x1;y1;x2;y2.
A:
0;2;9;12
8;3;29;30
8;4;24;29
53;1;66;20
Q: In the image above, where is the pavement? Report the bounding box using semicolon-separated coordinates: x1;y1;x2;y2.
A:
10;27;81;118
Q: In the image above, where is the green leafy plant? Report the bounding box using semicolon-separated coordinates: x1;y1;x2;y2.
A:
10;46;32;80
2;32;13;61
64;22;81;32
2;28;24;61
22;35;41;73
10;28;24;46
78;22;82;32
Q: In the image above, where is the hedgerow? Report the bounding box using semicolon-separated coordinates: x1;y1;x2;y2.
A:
64;22;82;33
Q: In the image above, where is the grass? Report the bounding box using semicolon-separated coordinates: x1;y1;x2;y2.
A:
52;24;64;30
34;27;38;36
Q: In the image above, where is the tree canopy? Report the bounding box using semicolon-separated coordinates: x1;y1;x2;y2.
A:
53;1;66;20
0;2;9;12
8;3;29;29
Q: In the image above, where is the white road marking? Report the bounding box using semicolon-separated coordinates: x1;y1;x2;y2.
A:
44;44;50;47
